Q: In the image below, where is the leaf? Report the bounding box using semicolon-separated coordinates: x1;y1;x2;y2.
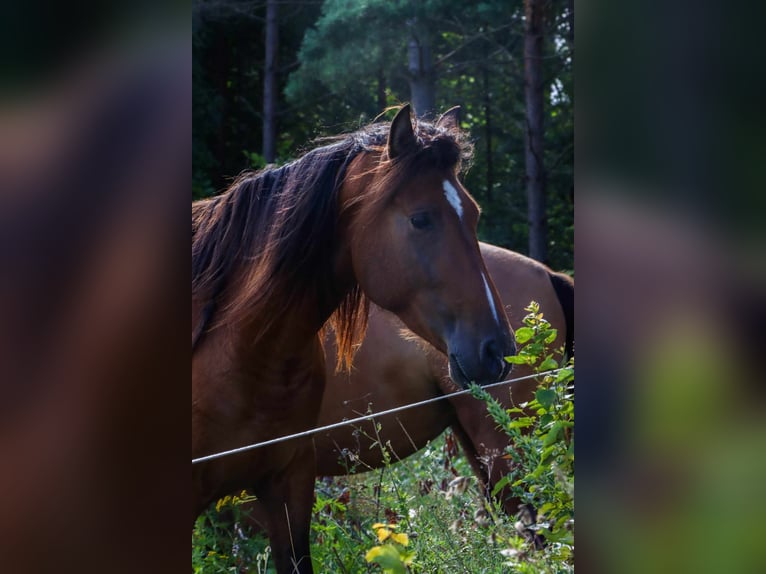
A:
542;528;574;545
505;355;530;365
543;421;564;447
514;327;535;344
535;389;556;409
523;301;539;314
540;444;556;465
491;474;512;497
539;502;555;515
400;549;416;566
539;357;559;371
375;527;391;542
526;343;544;356
555;368;574;382
508;417;534;430
390;532;409;546
365;544;407;574
544;329;559;344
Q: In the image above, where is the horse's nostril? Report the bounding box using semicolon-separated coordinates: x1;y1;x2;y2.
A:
480;337;505;380
482;338;500;361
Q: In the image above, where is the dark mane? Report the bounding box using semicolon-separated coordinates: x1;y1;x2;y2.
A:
191;114;473;364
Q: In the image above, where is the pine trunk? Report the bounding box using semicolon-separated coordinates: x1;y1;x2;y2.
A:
524;0;547;263
262;0;278;163
407;29;435;119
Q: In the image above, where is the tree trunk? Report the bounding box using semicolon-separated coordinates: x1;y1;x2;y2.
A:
262;0;278;163
407;23;435;119
524;0;547;263
483;64;494;203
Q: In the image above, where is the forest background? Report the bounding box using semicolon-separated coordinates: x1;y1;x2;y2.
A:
192;0;573;271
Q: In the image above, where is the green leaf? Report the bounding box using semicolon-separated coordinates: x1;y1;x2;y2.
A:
542;528;574;545
555;368;574;382
539;502;555;515
539;357;559;371
505;355;529;365
535;389;556;409
491;474;512;497
365;544;407;574
514;327;535;344
540;444;556;465
544;329;559;344
508;418;534;430
543;421;564;447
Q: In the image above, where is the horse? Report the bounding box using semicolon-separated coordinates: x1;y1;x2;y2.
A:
191;105;515;574
232;243;573;535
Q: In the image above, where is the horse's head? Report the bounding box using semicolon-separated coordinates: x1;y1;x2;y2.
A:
341;105;515;388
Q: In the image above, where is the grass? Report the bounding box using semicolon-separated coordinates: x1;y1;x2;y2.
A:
193;430;572;573
192;302;574;573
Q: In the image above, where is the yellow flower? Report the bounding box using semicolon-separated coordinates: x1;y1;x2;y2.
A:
372;522;399;542
215;495;232;513
375;527;391;542
390;532;409;546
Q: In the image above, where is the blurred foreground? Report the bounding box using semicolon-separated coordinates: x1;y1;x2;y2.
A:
576;186;766;574
0;16;189;574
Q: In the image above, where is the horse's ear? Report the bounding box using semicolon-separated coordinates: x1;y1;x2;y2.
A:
436;106;461;131
387;104;415;159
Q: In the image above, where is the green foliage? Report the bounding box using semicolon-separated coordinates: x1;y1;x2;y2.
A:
191;490;271;573
192;0;573;268
470;301;574;561
192;301;574;572
365;523;416;573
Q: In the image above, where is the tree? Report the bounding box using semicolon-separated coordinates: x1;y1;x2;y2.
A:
192;0;573;270
262;0;278;163
406;17;436;118
524;0;547;263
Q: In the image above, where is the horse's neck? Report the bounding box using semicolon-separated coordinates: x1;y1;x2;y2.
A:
237;248;357;356
225;152;367;360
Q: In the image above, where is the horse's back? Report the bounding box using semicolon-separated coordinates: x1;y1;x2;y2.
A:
479;242;569;352
313;243;574;477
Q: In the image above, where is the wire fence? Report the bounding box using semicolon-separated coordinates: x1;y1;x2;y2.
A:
192;368;566;465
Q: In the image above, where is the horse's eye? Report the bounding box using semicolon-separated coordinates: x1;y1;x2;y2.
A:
410;213;432;230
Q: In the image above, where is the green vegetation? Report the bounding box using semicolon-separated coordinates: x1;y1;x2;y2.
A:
192;0;572;269
192;303;574;573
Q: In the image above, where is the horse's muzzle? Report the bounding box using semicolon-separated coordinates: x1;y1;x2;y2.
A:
448;335;514;389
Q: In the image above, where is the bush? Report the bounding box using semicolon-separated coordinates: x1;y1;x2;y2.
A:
470;301;574;570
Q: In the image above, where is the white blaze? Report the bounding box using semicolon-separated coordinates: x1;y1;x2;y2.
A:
482;272;500;324
443;180;463;220
442;179;497;323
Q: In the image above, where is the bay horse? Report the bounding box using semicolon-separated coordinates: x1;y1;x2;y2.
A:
235;243;573;533
312;243;573;515
192;105;515;574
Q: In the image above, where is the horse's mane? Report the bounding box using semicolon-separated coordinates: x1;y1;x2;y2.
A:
191;113;473;368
